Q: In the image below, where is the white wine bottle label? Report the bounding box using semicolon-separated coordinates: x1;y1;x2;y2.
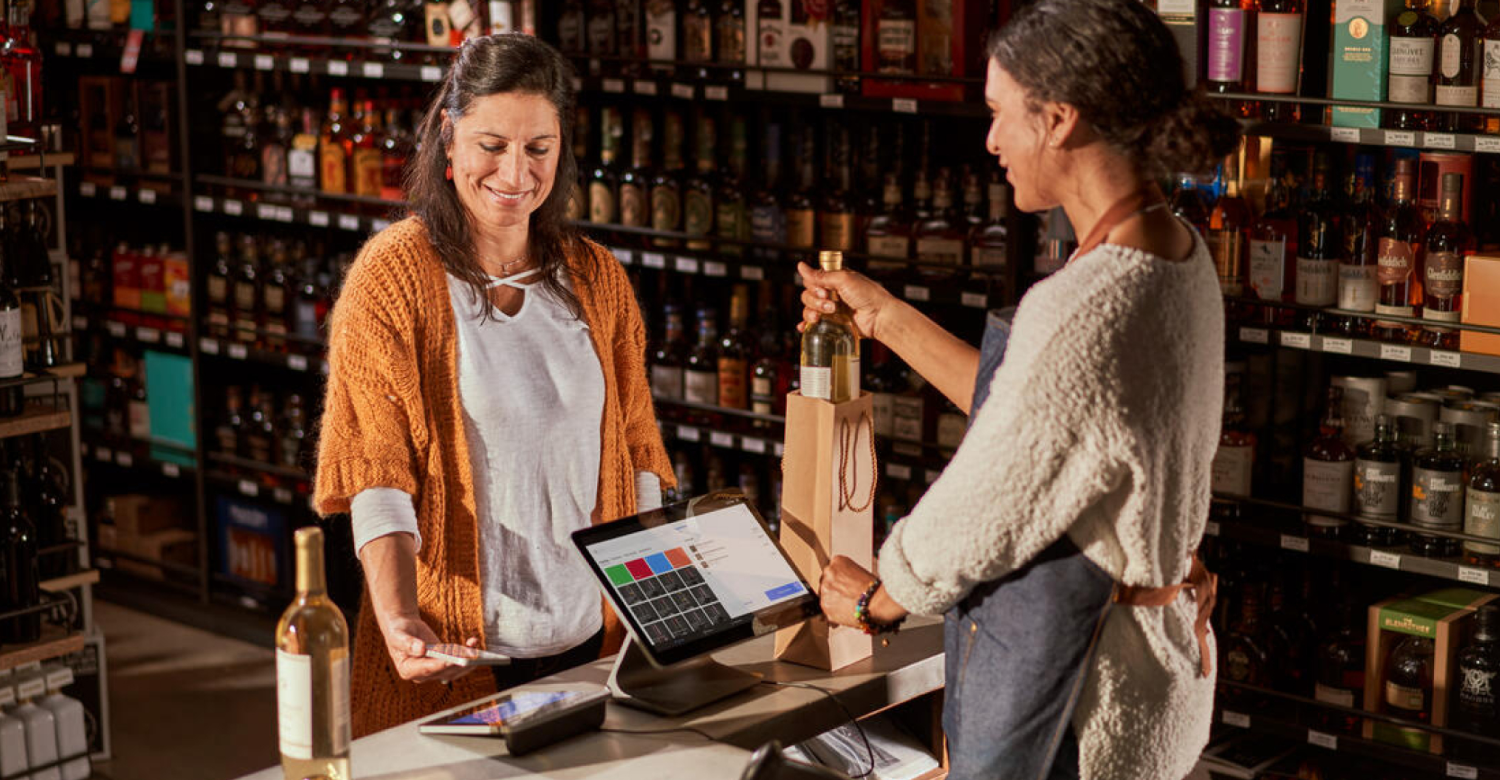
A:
1304;457;1354;527
277;649;314;760
1464;488;1500;556
1295;257;1338;306
1338;263;1378;312
1441;34;1462;79
1412;467;1464;531
1315;683;1356;709
1355;459;1401;519
0;307;21;379
1248;239;1287;300
800;366;832;401
1390;35;1436;102
1212;443;1254;496
1257;12;1303;94
1386;680;1425;711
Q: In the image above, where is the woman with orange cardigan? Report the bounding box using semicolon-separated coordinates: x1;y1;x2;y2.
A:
313;35;674;737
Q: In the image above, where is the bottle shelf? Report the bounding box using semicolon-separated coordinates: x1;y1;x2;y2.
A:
197;335;328;374
74;178;180;208
1231;323;1500;375
184;45;450;84
7;151;77;170
0;403;72;441
0;176;58;203
47;27;176;65
74;311;191;351
0;628;86;673
191;188;394;234
95;553;204;594
573;71;990;120
659;419;783;459
39;569;100;594
1240;119;1500;155
81;440;195;480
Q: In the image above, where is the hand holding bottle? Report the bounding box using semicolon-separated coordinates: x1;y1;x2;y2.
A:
796;261;894;342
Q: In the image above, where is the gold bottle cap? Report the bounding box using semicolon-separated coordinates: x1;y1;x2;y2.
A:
818;250;844;271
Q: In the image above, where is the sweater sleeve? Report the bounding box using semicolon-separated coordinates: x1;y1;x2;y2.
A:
599;244;677;491
878;326;1128;616
313;249;428;517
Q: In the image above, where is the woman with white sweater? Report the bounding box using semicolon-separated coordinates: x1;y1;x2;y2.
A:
802;1;1240;778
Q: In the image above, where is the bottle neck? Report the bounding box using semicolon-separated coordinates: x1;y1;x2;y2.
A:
1439;192;1462;223
295;535;326;595
1393;174;1415;204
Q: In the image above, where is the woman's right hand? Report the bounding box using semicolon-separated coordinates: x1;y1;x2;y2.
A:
797;262;896;342
380;615;481;685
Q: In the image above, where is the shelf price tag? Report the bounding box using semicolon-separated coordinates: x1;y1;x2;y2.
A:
677;425;701;442
106;321;127;338
185;49;204;65
642;252;667;269
254;54;275;71
339;214;362;231
200;338;220;355
1458;567;1491;586
742;437;767;454
893;98;918;114
1307;731;1338;750
109;186;128;201
76;42;94;58
290;57;311;74
602;78;626;93
675;257;699;274
1370;550;1402;569
217;51;238;68
1280;534;1310;552
1281;332;1311;349
137;327;160;344
1240;327;1270;344
72;315;87;331
138;188;158;205
166;332;185;348
309;211;330;227
1205;521;1220;536
239;480;259;497
1425;133;1456;150
904;285;930;302
706;86;728;101
287;354;309;371
96;447;113;463
1323;337;1353;354
79;182;97;197
1381;344;1413;362
1330;127;1360;143
116;451;133;467
1222;711;1251;728
704;261;728;278
1447;763;1480;779
421;66;444;82
256;203;276;221
710;432;735;448
17;679;45;701
327;60;349;77
1385;130;1417;147
55;41;72;57
223;199;244;216
194;195;215;212
362;62;385;79
774;442;785;457
672;83;695;99
162;462;181;478
886;463;913;481
1430;350;1462;368
741;266;764;281
274;488;294;505
1476;137;1500;154
228;343;249;360
820;94;845;109
615;249;635;265
45;668;74;690
961;292;987;309
633;80;658;96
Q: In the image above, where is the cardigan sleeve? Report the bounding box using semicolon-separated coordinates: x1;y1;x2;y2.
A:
313;249;428;517
878;325;1128;616
597;244;676;492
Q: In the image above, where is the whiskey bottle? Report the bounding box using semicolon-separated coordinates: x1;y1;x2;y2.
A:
279;393;306;469
683;0;714;67
716;0;746;69
1206;0;1252;101
715;113;748;256
749;122;786;259
207;231;235;341
291;0;327;37
1295;154;1341;330
915;171;965;279
683;111;716;252
830;0;860;93
590;106;622;226
800;251;860;404
586;0;615;58
1222;580;1271;688
1211;369;1256;519
1336;156;1380;336
292;250;322;342
1249;169;1298;327
1411;421;1465;557
288;108;319;191
1208;145;1250;298
785;128;818;252
650;304;686;401
1313;597;1366;734
717;286;752;410
263;240;291;351
619;108;650;229
234;234;263;347
647;0;677;72
1484;11;1500;133
246;387;276;464
1;464;41;643
1452;605;1499;761
866;173;912;276
327;0;365;41
750;311;782;420
257;0;293;36
818;121;856;253
1304;386;1356;539
650;110;686;248
1375;158;1426;343
876;0;917;74
319;88;352;195
1434;0;1484;132
1464;421;1500;567
276;526;352;780
351;100;385;198
1265;574;1316;695
1389;0;1439;130
1256;0;1304;122
1355;414;1405;547
970;173;1009;271
1419;172;1469;350
557;0;584;53
1384;634;1434;723
380;107;412;202
684;307;719;406
262;107;292;191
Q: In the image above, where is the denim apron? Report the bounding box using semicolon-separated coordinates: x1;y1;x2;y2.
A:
942;308;1116;780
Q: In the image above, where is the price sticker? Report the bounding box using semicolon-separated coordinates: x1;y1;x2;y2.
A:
1323;337;1353;354
194;195;215;212
96;447;113;463
1222;711;1251;728
362;62;385;79
109;185;128;201
774;442;785;457
321;361;331;376
77;42;94;58
17;680;46;701
201;338;221;355
925;470;942;485
137;327;161;344
239;480;260;497
72;315;87;331
80;182;97;197
290;57;311;74
113;450;134;467
711;432;735;448
904;285;930;302
677;426;701;442
741;266;765;281
1330;127;1360;143
1239;327;1270;345
185;49;204;65
287;354;309;371
615;249;635;265
893;98;918;114
1448;763;1480;779
1280;534;1310;552
886;463;913;481
820;94;845;109
1205;521;1220;536
106;321;127;338
45;668;74;691
742;437;767;454
339;214;361;231
254;54;274;71
1430;350;1462;368
675;257;699;274
1281;332;1311;349
704;261;728;278
1370;550;1402;569
257;203;276;221
309;211;330;227
1476;137;1500;154
706;86;728;101
420;65;443;82
166;332;185;348
633;80;658;96
223;199;244;216
603;78;626;93
137;188;158;205
1458;567;1491;586
327;60;349;76
217;51;238;68
1385;130;1417;147
278;206;296;223
55;41;72;57
961;292;987;309
1307;731;1338;750
274;488;294;505
1381;344;1413;362
162;462;181;478
660;83;689;101
642;252;667;269
1425;133;1456;150
228;343;249;360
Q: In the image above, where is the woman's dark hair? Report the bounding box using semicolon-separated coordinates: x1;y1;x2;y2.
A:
407;34;587;321
987;0;1240;178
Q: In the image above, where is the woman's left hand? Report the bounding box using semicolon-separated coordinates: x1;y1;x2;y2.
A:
819;556;908;629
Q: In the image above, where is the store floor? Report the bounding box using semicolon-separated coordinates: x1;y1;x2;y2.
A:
91;600;277;780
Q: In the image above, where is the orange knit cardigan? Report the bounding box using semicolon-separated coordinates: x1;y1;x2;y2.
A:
313;217;675;737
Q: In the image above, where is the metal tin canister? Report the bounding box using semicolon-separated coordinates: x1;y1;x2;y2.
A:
1418;151;1474;223
1388;393;1442;448
1334;376;1388;446
1442;401;1500;456
1384;371;1419;395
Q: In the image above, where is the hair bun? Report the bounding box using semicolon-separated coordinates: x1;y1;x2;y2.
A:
1143;93;1242;177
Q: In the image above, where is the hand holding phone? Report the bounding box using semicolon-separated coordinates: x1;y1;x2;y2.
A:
425;643;512;666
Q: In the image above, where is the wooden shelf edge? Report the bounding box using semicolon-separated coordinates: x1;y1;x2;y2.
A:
40;569;100;593
5;152;77;170
0;405;71;440
0;176;59;203
0;631;86;672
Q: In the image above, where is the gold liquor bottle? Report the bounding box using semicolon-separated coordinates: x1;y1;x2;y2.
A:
800;251;860;404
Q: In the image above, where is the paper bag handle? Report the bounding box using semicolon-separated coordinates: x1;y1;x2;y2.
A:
838;412;877;513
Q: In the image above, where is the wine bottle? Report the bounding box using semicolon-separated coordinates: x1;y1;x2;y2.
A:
2;464;41;644
800;251;860;404
276;526;351;780
0;264;22;418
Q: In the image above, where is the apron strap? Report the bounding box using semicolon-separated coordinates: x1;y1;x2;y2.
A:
1070;184;1167;261
1113;553;1218;678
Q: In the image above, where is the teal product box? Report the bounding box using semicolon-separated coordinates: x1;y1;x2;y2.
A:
130;0;153;31
1332;0;1403;128
143;350;196;452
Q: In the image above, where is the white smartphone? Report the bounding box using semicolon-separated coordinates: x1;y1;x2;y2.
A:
425;643;512;666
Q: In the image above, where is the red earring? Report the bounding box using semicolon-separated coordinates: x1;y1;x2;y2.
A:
444;165;453;181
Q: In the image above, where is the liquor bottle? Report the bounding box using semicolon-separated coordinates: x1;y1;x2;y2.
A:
319;88;351;195
276;526;352;780
291;0;327;37
1208;145;1250;298
207;231;235;341
218;385;246;455
1434;0;1484;132
800;251;860;404
327;0;365;41
970;174;1009;271
27;447;68;581
716;0;746;69
1464;421;1500;567
1384;635;1434;723
819;122;856;253
960;169;985;234
749;313;782;422
1484;12;1500;133
683;112;716;252
257;107;290;193
877;0;917;74
1249;168;1298;327
591;107;623;226
1265;574;1316;694
229;104;264;182
650;110;685;248
280;394;306;469
1206;0;1252;103
1211;370;1256;519
1222;580;1272;688
749;122;787;258
684;307;719;406
1389;0;1439;130
1295;154;1340;330
380;108;412;202
1375;158;1426;343
263;241;292;351
0;259;22;420
1336;156;1380;336
586;0;615;58
1411;421;1465;557
1419;172;1470;350
866;173;912;275
234;234;262;346
557;0;584;53
1452;605;1500;760
830;0;860;93
619;108;650;229
683;0;714;66
1256;0;1303;122
715;114;748;256
257;0;292;35
915;172;965;278
114;89;141;171
0;1;42;139
717;286;752;410
292;251;322;342
288;108;319;191
1;465;41;644
1355;414;1405;546
1314;597;1367;734
646;0;677;72
246;388;276;463
785;128;818;252
1304;386;1356;539
351;101;385;198
1170;174;1209;236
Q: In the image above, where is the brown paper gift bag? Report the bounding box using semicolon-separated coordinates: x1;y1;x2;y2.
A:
775;390;877;670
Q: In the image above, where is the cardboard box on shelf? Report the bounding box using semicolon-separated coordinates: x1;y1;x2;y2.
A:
103;493;190;536
214;495;288;589
750;0;833;94
860;0;988;102
1460;254;1500;357
1331;0;1402;128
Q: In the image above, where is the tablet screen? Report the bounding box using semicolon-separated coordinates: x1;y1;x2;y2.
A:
573;497;817;666
447;692;580;727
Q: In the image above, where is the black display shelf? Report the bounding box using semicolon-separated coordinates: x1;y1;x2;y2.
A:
196;334;327;374
204;468;311;509
1228;322;1500;375
183;44;451;84
654;395;786;427
206;451;312;484
74;310;192;351
81;439;196;480
575;71;991;120
659;418;782;458
73;177;182;208
191;188;395;234
1231;297;1500;337
570;52;986;86
1210;90;1500;118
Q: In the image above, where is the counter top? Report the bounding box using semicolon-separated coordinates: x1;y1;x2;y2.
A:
238;617;945;779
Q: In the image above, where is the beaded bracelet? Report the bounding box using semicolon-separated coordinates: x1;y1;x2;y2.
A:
854;579;905;637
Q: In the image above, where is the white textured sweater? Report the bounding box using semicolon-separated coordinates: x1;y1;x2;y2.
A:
879;239;1225;780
